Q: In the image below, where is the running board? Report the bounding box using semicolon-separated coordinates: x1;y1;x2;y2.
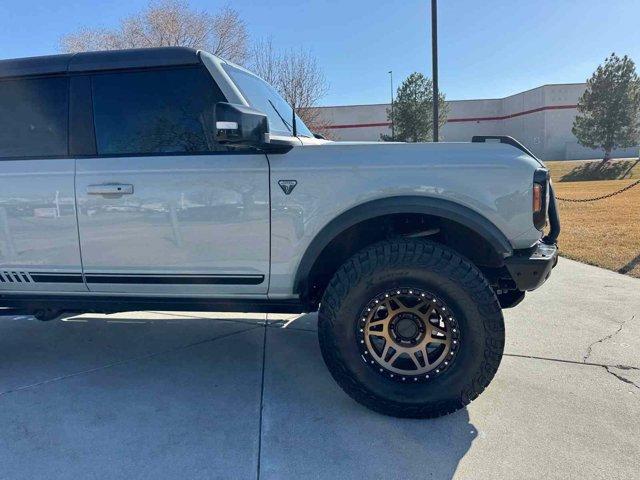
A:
0;294;307;315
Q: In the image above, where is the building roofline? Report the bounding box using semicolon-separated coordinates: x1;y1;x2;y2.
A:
500;82;587;99
313;102;391;109
316;82;587;109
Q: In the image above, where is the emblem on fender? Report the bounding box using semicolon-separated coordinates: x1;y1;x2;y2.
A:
278;180;297;195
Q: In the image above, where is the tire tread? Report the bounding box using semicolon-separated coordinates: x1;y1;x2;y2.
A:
318;238;504;418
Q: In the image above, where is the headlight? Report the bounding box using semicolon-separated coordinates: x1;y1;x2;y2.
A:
533;169;549;230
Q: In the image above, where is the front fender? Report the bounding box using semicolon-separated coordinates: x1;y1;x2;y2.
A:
292;195;513;295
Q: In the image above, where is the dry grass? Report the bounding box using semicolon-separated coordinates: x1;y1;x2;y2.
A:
547;158;640;183
553;179;640;278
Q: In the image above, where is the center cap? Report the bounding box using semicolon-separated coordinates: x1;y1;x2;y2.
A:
392;313;423;342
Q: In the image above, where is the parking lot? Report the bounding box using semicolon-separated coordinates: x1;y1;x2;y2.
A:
0;258;638;480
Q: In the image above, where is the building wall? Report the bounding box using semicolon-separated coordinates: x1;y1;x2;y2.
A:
311;83;639;160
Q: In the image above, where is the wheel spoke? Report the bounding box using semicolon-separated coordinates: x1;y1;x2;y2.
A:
410;351;423;369
380;342;393;362
367;330;386;338
419;302;437;317
410;299;430;313
367;317;390;338
390;295;408;310
431;325;448;338
387;350;402;366
368;318;388;329
382;299;394;312
420;346;430;366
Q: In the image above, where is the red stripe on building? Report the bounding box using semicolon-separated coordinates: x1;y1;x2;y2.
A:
324;104;577;129
447;104;577;122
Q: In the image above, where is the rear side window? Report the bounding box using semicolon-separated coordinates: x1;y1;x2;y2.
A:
0;77;69;158
91;67;225;155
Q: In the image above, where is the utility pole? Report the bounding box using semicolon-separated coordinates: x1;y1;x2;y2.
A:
431;0;439;142
388;70;394;141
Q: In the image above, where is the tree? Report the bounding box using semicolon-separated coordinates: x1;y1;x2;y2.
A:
249;38;329;136
572;53;640;161
59;1;249;64
381;72;448;142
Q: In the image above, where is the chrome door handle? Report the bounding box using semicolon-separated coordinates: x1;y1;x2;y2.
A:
87;183;134;195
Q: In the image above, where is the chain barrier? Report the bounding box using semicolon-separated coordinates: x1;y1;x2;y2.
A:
555;178;640;203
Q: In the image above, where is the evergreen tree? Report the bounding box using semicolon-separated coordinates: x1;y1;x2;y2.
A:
572;53;640;161
382;72;448;142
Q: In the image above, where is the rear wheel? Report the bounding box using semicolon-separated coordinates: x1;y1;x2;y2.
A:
318;239;504;418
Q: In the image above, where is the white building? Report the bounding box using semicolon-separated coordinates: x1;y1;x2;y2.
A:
312;82;639;161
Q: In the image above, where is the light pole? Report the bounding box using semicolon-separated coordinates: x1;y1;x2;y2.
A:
431;0;439;142
388;70;394;141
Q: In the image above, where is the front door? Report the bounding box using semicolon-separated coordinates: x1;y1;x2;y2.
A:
75;66;270;296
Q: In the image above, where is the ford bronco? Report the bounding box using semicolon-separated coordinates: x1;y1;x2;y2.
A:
0;47;559;418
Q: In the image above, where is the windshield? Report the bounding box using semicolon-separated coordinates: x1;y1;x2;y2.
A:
223;64;313;138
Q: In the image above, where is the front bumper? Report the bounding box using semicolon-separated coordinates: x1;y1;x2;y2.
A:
504;241;558;291
504;177;561;292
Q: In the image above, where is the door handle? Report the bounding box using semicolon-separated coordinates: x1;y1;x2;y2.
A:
87;183;134;195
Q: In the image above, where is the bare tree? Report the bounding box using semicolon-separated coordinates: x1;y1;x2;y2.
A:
250;38;330;136
60;1;248;64
249;38;280;86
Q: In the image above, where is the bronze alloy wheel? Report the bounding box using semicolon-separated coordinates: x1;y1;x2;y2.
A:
356;288;460;383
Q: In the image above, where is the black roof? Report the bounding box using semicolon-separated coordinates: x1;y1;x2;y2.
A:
0;47;201;78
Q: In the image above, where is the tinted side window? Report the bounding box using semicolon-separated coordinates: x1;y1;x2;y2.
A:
92;67;225;155
0;77;69;158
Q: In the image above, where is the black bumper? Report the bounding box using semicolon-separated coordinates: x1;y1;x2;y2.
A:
504;241;558;291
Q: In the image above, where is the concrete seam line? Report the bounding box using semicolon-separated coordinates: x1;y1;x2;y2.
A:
256;323;267;480
0;325;261;398
504;353;640;372
512;350;640;389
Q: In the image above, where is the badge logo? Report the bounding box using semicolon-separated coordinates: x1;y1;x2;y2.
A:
278;180;297;195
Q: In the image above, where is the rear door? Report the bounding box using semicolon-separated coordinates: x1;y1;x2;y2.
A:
75;66;270;296
0;75;86;292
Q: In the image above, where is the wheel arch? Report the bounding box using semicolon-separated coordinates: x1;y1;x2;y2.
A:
294;196;513;306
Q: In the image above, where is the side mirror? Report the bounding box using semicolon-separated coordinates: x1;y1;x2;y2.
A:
215;102;270;149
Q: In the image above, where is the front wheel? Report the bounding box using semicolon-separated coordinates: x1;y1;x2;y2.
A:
318;239;505;418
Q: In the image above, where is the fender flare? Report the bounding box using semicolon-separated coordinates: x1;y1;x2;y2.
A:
294;196;513;295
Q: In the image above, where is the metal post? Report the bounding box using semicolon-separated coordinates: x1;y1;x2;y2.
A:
388;70;394;141
431;0;439;142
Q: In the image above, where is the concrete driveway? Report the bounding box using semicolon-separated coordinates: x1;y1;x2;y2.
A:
0;258;638;480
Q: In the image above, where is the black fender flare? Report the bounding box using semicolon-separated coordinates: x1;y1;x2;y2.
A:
293;196;513;295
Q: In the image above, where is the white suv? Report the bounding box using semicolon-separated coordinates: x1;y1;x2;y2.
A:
0;47;559;417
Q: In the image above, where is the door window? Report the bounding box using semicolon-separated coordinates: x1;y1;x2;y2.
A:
0;76;69;158
91;67;226;155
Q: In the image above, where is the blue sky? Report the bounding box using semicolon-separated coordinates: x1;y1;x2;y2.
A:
1;0;639;106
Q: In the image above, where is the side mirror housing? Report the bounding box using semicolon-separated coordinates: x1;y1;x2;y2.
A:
215;102;270;149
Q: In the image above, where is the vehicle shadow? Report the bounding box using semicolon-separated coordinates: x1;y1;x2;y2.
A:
560;158;639;182
0;313;477;480
262;322;477;480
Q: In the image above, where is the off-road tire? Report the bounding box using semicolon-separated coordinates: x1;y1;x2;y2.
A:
318;239;505;418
